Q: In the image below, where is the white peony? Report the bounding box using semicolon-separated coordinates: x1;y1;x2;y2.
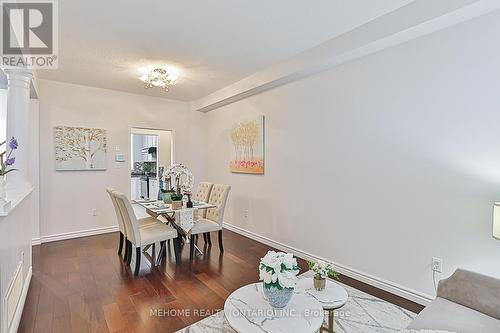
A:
282;253;297;269
260;251;283;272
277;270;298;289
259;268;277;284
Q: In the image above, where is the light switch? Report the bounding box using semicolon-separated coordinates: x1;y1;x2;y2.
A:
115;154;125;162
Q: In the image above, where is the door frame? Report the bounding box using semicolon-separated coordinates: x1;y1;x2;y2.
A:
128;126;175;199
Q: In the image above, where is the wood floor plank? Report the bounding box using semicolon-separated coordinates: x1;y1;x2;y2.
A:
195;273;230;300
103;303;126;333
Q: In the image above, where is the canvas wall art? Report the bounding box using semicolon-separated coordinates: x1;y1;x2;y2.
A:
55;126;107;171
229;115;264;174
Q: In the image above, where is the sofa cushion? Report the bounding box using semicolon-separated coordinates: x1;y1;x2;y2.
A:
407;297;500;333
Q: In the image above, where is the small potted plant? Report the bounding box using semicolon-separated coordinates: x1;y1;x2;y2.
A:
307;259;339;291
170;192;183;210
259;250;300;308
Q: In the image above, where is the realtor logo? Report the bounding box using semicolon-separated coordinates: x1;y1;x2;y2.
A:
1;0;58;68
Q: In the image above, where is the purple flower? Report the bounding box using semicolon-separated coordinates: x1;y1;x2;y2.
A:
5;157;15;166
8;137;18;150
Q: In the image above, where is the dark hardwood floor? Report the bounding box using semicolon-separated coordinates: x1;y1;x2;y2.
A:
19;229;423;333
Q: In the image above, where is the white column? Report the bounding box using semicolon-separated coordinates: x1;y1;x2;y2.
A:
4;67;33;184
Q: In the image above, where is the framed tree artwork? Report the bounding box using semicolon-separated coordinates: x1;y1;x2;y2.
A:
54;126;107;171
229;115;264;174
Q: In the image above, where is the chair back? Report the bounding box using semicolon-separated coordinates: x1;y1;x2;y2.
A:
114;191;141;246
106;188;126;236
193;182;213;218
206;184;231;227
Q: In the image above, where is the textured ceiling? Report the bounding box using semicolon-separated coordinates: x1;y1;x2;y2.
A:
38;0;412;100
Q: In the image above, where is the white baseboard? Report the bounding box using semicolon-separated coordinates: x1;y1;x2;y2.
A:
223;222;433;306
32;225;119;245
8;266;32;333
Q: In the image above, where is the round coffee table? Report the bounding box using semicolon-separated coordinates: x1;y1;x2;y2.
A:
224;282;324;333
296;278;348;333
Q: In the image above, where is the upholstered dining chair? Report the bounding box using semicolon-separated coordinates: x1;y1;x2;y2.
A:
189;184;231;259
192;182;213;218
115;192;181;275
192;182;214;243
108;189;162;263
106;188;127;257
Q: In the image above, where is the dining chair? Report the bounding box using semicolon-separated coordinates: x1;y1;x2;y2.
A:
190;184;231;259
192;182;213;219
115;192;181;275
106;188;126;257
192;182;214;243
109;189;162;262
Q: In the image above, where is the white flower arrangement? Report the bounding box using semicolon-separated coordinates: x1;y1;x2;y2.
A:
259;251;300;290
308;259;339;279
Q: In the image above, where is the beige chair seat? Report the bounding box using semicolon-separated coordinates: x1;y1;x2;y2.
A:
138;216;161;228
139;223;178;246
192;218;220;234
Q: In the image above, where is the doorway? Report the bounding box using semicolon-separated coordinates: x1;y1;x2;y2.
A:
130;127;173;200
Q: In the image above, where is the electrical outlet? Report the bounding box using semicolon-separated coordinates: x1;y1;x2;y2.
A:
432;257;443;273
243;210;249;218
92;209;98;216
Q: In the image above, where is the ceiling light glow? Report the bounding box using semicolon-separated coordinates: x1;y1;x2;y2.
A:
139;66;179;92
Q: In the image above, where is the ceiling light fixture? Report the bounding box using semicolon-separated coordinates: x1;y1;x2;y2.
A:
140;67;179;92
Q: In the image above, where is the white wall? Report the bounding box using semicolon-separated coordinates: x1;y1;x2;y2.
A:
203;11;500;299
0;194;34;332
38;80;201;238
158;130;172;168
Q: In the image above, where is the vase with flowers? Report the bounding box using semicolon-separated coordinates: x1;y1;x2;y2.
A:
307;259;339;291
259;250;300;308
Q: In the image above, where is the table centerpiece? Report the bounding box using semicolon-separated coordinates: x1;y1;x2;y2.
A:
259;250;300;308
162;163;194;208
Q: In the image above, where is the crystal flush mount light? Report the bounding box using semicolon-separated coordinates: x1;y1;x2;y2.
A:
139;66;179;92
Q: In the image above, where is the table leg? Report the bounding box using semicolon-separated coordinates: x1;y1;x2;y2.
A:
156;241;166;266
194;243;204;255
143;244;152;253
320;309;334;333
187;235;204;256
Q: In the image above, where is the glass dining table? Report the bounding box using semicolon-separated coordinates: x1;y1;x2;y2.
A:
133;199;216;262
